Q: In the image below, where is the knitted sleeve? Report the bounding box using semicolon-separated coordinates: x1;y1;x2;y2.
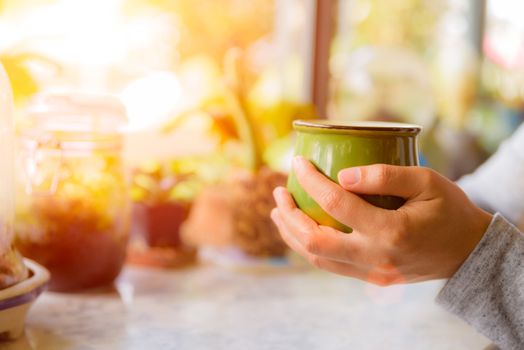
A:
437;214;524;350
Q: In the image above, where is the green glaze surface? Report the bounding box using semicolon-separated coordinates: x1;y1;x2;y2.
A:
287;120;421;233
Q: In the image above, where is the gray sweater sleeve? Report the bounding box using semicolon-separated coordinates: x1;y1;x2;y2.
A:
436;213;524;349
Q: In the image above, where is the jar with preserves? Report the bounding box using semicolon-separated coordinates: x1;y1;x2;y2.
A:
15;93;129;292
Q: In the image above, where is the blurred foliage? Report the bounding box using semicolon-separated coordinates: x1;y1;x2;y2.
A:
130;156;226;204
1;0;314;205
248;100;316;148
0;0;57;13
0;54;39;104
136;48;315;204
123;0;313;177
0;52;60;105
127;0;274;65
341;0;445;53
164;49;315;171
482;58;524;109
467;98;524;153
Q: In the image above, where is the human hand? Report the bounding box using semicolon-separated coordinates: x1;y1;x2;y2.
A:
271;156;493;285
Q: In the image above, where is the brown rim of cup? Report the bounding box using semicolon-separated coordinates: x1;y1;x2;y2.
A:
293;120;422;134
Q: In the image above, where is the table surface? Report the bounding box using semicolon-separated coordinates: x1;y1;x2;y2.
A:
3;258;491;350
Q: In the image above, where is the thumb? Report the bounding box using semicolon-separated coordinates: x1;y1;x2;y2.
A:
338;164;438;200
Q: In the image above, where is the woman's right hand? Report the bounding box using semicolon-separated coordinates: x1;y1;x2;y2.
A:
271;156;493;285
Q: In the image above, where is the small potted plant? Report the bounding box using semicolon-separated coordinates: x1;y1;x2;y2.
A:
179;49;316;262
127;158;206;268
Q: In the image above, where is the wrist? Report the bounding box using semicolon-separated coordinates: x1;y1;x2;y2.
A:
456;208;493;276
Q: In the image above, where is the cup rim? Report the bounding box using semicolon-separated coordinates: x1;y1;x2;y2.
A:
293;120;422;134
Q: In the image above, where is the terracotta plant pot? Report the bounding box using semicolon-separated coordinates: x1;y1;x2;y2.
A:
131;201;190;248
127;201;197;268
181;167;288;257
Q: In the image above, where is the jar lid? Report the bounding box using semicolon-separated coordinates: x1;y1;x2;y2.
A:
25;93;127;134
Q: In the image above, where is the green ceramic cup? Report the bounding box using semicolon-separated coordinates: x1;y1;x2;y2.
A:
287;120;422;233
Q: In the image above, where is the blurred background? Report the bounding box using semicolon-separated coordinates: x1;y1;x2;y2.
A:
2;0;523;178
1;0;523;285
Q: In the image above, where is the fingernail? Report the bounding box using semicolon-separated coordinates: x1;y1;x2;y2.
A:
338;167;361;187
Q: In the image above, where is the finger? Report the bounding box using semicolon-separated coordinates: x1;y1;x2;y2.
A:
315;225;374;265
292;156;393;232
271;207;310;254
276;205;369;266
272;209;406;286
273;186;320;234
272;188;377;267
271;208;373;281
338;164;443;200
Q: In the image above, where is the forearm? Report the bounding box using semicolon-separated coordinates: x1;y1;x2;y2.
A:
457;124;524;224
436;213;524;349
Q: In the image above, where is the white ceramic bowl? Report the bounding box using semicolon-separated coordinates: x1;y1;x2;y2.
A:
0;259;49;340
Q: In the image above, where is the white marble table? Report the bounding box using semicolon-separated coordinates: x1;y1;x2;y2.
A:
3;259;490;350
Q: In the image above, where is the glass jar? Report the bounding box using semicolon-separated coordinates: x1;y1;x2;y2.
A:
0;63;27;289
14;93;129;292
